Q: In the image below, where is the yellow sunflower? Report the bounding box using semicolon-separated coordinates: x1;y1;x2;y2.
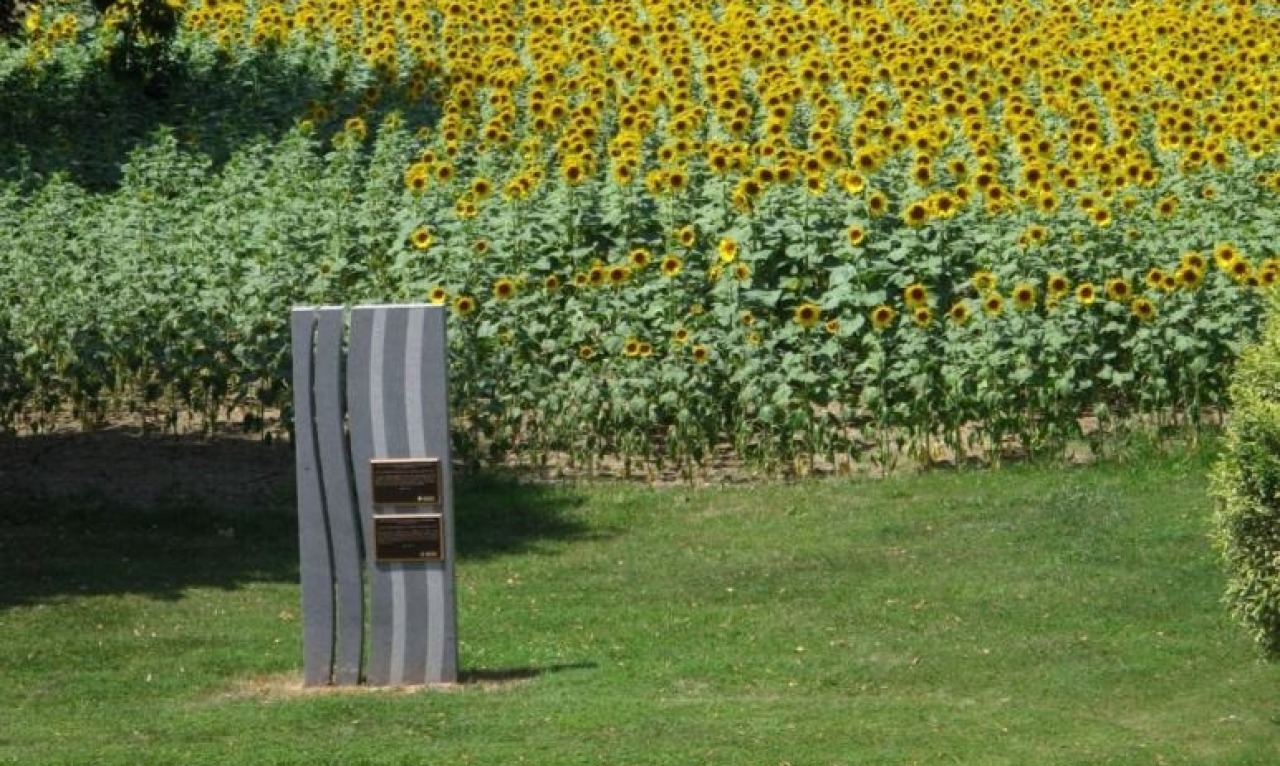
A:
660;255;683;278
903;282;929;308
492;277;516;301
607;264;632;286
871;304;896;331
717;237;739;264
1130;297;1157;322
903;201;930;227
409;226;433;250
972;270;998;293
1046;273;1070;296
794;302;821;330
1012;284;1037;310
675;225;696;248
1076;282;1097;306
1105;277;1132;302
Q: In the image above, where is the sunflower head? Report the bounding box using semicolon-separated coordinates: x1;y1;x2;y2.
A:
838;170;866;194
1182;251;1207;272
1076;282;1097;305
608;264;632;285
871;305;896;331
1214;243;1240;267
903;282;929;308
972;270;998;293
492;277;516;301
1130;297;1157;322
867;191;888;217
717;237;739;264
660;255;683;278
903;201;930;227
676;225;696;248
1012;283;1037;310
410;226;433;250
794;302;822;329
562;158;587;185
1105;278;1132;301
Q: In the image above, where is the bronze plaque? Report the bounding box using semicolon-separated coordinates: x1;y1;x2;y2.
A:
373;514;444;563
370;458;441;505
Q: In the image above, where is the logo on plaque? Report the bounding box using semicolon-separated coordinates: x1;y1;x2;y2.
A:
370;458;441;505
373;514;444;562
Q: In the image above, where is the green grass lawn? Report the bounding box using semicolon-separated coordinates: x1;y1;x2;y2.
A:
2;444;1278;765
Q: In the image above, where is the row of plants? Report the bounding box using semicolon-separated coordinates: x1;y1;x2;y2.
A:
1;117;1274;471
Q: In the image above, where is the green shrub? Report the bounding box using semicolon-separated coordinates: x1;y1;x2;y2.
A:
1211;296;1280;657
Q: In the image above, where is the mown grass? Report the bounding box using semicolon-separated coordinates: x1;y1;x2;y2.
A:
2;443;1278;765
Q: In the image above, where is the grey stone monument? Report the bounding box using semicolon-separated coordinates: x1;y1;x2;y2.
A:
290;304;458;686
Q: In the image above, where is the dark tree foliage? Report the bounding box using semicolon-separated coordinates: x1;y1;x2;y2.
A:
1;0;27;36
92;0;182;95
2;0;179;95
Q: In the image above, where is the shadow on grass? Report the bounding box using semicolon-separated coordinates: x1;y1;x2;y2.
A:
0;491;299;611
454;472;598;561
459;662;597;685
0;432;597;610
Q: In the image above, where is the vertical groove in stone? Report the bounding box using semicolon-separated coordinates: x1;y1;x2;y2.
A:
313;308;364;685
291;308;335;686
421;306;458;683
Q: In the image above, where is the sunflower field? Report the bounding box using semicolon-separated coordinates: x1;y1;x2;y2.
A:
1;0;1278;472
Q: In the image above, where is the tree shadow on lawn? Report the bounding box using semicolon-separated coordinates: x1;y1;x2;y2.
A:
0;430;596;611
